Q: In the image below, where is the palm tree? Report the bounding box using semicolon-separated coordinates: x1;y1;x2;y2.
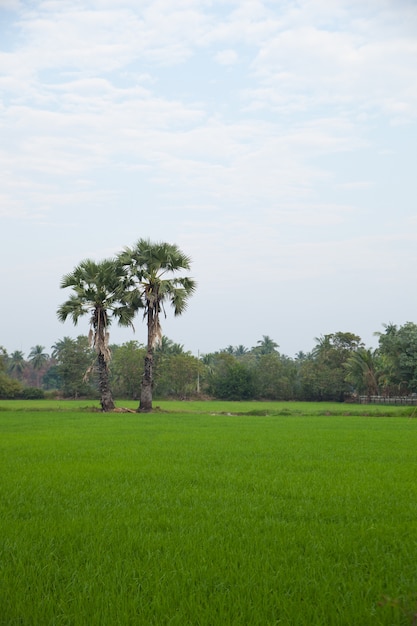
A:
252;335;279;356
156;336;185;356
28;345;49;387
222;345;249;357
118;239;196;412
57;258;136;411
8;350;26;380
51;336;78;361
344;348;380;399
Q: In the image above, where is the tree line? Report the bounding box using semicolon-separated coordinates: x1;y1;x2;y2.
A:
2;323;417;404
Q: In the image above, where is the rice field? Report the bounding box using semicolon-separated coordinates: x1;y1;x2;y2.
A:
1;400;416;625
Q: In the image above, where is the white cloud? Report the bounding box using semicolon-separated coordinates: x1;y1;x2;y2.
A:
215;49;238;65
248;26;417;119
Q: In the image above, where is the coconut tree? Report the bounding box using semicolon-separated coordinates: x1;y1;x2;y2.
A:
344;347;380;399
252;335;279;356
8;350;26;381
118;239;196;412
28;345;49;387
57;258;137;411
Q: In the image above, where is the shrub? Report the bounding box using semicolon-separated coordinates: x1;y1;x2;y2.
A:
19;387;45;400
0;373;23;398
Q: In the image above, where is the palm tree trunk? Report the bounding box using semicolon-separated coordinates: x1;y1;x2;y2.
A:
139;353;153;412
139;309;155;412
97;353;115;412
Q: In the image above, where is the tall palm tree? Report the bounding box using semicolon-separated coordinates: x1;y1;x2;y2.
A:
57;258;137;411
28;345;49;387
118;239;196;412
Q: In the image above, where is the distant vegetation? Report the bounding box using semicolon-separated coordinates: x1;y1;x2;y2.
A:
2;322;417;404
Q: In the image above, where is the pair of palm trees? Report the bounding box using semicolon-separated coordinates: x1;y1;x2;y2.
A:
9;346;49;386
57;239;196;412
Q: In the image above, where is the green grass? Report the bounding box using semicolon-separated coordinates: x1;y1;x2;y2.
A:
1;401;417;624
1;398;415;417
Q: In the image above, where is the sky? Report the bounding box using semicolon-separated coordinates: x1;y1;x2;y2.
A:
1;0;417;359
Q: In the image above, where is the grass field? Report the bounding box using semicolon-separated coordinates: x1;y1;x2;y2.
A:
1;400;417;625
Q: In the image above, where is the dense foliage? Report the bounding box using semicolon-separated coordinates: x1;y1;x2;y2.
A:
3;323;417;402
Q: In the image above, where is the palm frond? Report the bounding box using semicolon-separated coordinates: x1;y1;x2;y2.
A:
57;296;88;324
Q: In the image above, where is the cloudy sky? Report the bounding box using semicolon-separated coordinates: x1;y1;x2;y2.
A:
1;0;416;358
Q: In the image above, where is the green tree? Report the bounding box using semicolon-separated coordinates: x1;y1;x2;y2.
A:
0;372;22;398
376;322;417;394
299;332;363;401
220;345;249;358
207;353;255;400
154;336;185;365
28;345;49;387
252;335;279;356
8;350;26;381
52;336;95;398
0;346;22;398
57;259;135;411
255;353;296;400
154;353;202;398
110;341;146;400
344;348;380;398
119;239;196;412
42;364;61;391
0;346;7;368
51;336;76;361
